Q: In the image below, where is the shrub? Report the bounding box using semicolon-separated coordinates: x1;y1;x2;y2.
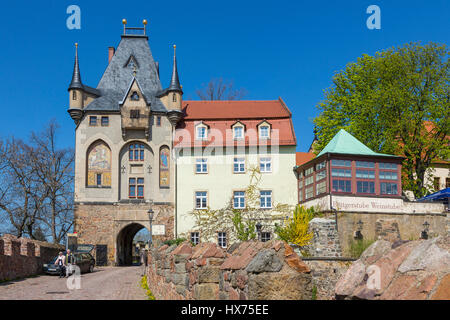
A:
274;205;315;247
163;238;187;246
140;275;156;300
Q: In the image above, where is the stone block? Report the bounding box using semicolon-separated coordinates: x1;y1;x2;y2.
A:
248;272;312;300
246;249;283;273
198;267;221;283
194;283;219;300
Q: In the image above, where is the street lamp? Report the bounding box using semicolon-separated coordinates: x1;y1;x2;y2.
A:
421;221;430;240
148;209;154;247
256;222;262;241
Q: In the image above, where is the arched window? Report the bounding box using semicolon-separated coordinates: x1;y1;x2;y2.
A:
87;141;111;187
129;143;145;161
159;146;170;188
131;91;139;101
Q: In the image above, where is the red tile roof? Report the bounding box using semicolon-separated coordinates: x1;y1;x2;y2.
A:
296;152;315;166
175;98;296;147
181;98;292;120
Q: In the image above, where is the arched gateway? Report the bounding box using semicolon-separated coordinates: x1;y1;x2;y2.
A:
116;223;147;266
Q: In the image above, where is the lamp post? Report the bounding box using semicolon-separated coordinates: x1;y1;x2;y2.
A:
148;209;154;247
256;222;262;241
421;221;430;240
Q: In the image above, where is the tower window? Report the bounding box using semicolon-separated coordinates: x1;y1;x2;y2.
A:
156;116;161;126
72;91;77;100
129;144;145;161
96;174;102;186
173;93;177;102
89;116;97;126
129;177;144;198
101;116;109;127
131;91;140;101
130;110;140;119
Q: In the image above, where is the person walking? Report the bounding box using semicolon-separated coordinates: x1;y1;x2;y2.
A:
140;249;148;276
55;251;66;278
65;249;75;278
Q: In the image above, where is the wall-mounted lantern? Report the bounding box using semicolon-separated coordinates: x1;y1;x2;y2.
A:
354;219;363;240
421;221;430;240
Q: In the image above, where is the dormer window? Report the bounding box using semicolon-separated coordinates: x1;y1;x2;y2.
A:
258;122;271;139
196;123;208;140
231;121;245;140
131;91;140;101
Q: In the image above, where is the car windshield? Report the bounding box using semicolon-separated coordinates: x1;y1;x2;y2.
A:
50;256;58;264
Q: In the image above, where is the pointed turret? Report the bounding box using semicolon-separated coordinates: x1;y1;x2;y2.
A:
68;43;84;91
165;45;184;126
67;43;84;124
167;45;183;94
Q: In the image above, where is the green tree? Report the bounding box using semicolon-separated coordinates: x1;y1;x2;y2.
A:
313;42;449;198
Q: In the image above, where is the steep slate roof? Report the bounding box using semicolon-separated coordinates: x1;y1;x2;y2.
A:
317;129;397;157
84;35;167;112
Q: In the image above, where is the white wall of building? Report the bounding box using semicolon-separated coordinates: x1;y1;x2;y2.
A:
175;146;297;237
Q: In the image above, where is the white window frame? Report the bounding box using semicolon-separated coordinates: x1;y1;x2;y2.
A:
196;125;208;140
260;190;272;209
233;157;245;173
195;191;208;209
233;126;244;140
218;232;227;248
190;232;200;245
196;158;208;174
261;232;271;242
233;191;245;209
259;125;270;139
259;157;272;173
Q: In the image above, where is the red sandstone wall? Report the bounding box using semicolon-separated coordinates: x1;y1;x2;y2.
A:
0;234;64;281
146;240;313;300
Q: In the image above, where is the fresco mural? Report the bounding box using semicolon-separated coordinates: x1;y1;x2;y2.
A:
87;141;112;187
159;146;170;188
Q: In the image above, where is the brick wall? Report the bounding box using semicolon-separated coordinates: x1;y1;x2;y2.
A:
0;234;64;281
147;240;313;300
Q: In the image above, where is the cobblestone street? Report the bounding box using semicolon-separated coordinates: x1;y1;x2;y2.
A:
0;266;148;300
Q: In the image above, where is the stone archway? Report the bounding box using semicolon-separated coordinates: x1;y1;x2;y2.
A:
116;223;147;266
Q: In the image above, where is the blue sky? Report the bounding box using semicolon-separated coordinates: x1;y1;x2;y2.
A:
0;0;448;152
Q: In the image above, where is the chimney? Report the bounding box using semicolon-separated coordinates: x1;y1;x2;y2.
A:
108;47;115;63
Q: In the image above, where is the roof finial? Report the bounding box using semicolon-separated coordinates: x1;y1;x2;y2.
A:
167;44;183;94
68;42;83;91
143;19;147;35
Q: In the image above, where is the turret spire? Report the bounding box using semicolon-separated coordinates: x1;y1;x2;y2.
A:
68;43;84;91
167;45;183;93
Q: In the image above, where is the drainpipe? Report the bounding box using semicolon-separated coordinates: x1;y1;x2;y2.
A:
172;124;178;239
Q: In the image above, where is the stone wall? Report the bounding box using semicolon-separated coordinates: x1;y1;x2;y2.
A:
0;234;64;281
336;212;447;255
304;259;352;300
146;240;313;300
307;218;342;257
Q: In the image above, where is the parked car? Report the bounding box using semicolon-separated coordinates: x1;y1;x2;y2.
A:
43;246;95;275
